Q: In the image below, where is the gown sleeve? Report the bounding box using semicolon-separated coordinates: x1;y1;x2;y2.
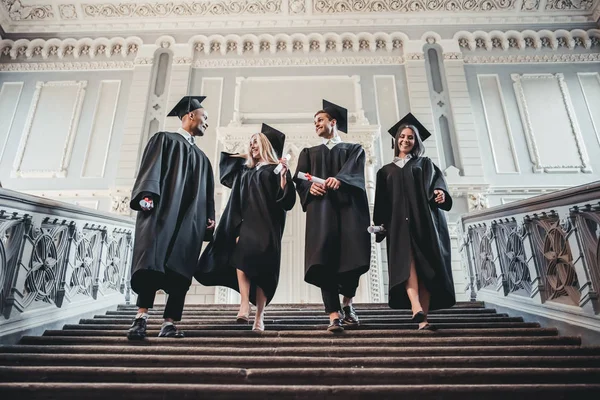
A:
373;167;391;243
130;132;167;211
335;144;366;192
276;170;297;211
204;160;216;242
219;152;246;189
293;148;313;212
424;157;453;212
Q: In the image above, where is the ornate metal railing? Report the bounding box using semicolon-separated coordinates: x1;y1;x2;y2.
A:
458;182;600;322
0;188;135;324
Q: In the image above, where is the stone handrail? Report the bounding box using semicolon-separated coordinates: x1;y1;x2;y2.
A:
0;188;135;333
458;181;600;332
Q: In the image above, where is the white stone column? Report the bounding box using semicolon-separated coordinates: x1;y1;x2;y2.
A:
403;40;442;166
112;44;156;211
163;43;194;133
438;39;485;179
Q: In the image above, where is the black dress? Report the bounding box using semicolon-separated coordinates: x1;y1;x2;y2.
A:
129;131;215;295
196;153;296;305
373;156;455;310
293;143;371;290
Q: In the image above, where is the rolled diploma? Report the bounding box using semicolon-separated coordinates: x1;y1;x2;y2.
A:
297;171;326;185
273;154;291;174
367;225;385;234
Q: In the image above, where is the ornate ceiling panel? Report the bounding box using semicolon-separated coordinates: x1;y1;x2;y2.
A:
0;0;599;34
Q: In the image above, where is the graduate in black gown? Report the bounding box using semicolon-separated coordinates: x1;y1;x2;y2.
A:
293;100;371;333
372;113;455;330
196;124;296;331
127;96;216;340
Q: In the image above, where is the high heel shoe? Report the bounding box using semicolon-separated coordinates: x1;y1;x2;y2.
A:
411;311;426;323
253;314;265;331
236;311;250;324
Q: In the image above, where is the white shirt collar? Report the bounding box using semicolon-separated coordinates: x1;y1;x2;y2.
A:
255;161;267;170
323;134;342;149
393;153;413;168
177;128;195;145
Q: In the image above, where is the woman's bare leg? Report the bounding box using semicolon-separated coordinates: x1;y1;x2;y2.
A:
418;280;431;329
405;255;423;317
253;286;267;331
236;269;251;319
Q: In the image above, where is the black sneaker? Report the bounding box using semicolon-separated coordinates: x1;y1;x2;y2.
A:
327;318;344;333
342;305;359;326
158;323;185;338
127;317;147;340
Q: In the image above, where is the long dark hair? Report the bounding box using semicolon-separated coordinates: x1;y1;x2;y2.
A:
394;124;425;158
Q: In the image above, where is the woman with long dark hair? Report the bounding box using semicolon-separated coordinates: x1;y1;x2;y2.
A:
373;113;455;330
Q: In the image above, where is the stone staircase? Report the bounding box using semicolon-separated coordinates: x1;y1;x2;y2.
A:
1;302;600;399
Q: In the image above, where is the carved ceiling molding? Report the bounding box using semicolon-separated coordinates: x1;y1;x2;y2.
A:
190;32;406;55
1;0;599;33
0;36;142;60
313;0;517;13
455;28;600;51
194;55;404;67
0;61;136;71
463;53;600;63
81;0;282;18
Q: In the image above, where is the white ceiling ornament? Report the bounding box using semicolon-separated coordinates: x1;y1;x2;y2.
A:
455;28;600;51
0;36;142;60
189;32;407;56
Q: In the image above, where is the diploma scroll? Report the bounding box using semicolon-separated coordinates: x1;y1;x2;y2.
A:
273;154;291;174
367;225;386;234
139;197;154;210
297;171;326;185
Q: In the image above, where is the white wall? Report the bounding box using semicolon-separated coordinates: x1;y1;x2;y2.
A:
0;70;133;211
466;63;600;206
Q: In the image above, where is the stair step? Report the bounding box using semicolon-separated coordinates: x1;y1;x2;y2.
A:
116;302;486;310
65;319;530;331
3;353;600;368
80;316;520;325
2;345;597;357
0;382;598;399
2;366;600;385
106;309;495;317
53;322;541;334
21;334;576;347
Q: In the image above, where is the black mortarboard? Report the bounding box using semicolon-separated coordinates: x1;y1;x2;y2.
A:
322;99;348;133
167;96;207;119
261;123;286;158
387;112;432;149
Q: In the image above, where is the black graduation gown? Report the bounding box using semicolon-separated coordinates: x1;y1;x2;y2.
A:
293;143;371;290
373;156;455;310
129;131;215;295
195;153;296;305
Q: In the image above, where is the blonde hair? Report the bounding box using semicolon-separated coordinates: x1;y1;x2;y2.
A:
245;133;279;168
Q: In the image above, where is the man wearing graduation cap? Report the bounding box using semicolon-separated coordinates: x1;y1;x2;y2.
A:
293;100;371;332
196;124;295;331
372;113;455;330
127;96;216;340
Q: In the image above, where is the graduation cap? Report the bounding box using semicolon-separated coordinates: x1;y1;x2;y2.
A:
167;96;207;119
261;123;286;158
387;112;432;149
322;99;348;133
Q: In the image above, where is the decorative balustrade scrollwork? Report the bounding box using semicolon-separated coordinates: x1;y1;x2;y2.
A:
0;189;135;321
494;219;532;297
459;182;600;316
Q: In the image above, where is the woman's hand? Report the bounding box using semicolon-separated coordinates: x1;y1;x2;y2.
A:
434;189;445;204
324;177;341;190
279;157;289;189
